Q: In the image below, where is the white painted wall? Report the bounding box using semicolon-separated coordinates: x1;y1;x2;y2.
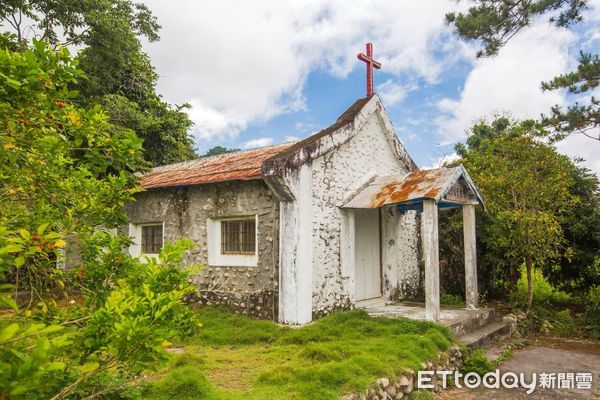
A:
206;216;258;267
309;112;418;314
381;206;420;300
278;164;314;324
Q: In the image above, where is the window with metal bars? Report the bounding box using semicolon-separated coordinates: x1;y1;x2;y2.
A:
141;224;163;254
221;219;256;255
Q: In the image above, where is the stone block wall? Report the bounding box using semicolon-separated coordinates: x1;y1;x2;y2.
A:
126;179;280;320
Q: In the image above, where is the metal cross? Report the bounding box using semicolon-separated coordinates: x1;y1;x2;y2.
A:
357;42;381;97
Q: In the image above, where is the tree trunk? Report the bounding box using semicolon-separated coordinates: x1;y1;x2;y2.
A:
508;260;519;294
525;254;534;313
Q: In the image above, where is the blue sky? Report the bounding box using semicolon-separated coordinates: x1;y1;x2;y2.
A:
141;0;600;173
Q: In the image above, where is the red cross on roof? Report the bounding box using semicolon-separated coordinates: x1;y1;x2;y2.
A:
357;42;382;97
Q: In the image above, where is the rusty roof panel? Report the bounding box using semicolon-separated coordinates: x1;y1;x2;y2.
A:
343;166;482;209
140;143;295;189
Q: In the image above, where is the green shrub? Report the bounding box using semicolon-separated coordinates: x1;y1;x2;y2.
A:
0;238;202;399
143;366;213;400
511;268;571;308
584;286;600;339
460;349;494;375
440;293;464;305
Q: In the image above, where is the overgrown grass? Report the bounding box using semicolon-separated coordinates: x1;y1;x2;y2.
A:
142;307;454;400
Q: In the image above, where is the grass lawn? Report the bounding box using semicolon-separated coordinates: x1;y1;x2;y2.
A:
141;307;454;400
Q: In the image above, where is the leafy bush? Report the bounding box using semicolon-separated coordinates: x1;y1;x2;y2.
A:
460;349;495;375
511;268;571;308
584;286;600;339
440;293;464;306
143;366;213;400
0;237;201;399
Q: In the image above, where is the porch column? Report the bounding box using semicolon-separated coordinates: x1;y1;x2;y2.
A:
421;199;440;321
463;204;478;309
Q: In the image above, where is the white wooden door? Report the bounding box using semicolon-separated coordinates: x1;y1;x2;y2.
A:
354;209;381;301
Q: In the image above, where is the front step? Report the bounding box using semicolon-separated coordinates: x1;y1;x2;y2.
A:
446;307;496;337
458;320;513;349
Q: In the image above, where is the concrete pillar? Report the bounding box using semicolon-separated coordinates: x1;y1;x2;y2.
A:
278;165;313;325
421;199;440;321
463;204;478;309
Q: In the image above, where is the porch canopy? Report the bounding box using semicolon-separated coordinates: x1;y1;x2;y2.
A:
344;165;484;321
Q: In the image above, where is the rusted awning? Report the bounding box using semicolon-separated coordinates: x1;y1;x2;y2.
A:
343;165;484;210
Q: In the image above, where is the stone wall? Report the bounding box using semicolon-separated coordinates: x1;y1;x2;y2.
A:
310;112;419;315
381;206;420;301
125;179;280;320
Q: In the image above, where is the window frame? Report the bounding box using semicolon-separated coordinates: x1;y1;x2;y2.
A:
207;215;258;267
220;219;256;255
140;223;164;255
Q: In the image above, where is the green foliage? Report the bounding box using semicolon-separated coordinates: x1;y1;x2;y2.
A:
0;40;145;235
511;269;571;308
0;41;145;307
0;321;70;398
446;1;587;58
545;165;600;293
583;285;600;339
460;347;513;377
509;269;594;337
0;42;201;400
202;146;241;157
0;1;197;166
456;117;577;310
0;240;201;400
542;52;600;140
0;0;160;47
440;293;464;306
460;349;494;375
144;366;213;400
447;1;598;140
143;307;454;400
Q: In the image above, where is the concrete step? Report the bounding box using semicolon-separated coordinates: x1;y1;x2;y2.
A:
458;320;513;349
446;308;496;337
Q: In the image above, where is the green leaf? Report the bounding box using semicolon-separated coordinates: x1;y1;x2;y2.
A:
37;223;49;234
0;323;20;342
80;361;99;372
19;229;30;240
14;256;25;268
0;295;18;311
2;244;22;253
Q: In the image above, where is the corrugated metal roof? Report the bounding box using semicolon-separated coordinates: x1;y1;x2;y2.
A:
343;166;483;209
140;143;295;189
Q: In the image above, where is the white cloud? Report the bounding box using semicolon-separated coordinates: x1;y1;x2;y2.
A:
435;22;574;144
376;79;417;106
284;135;301;143
557;132;600;176
142;0;465;142
424;152;460;169
243;137;274;149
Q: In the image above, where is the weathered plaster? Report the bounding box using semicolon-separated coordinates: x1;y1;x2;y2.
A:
422;199;440;321
278;164;314;325
125;180;280;320
463;204;478;309
309;112;419;315
381;206;420;300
